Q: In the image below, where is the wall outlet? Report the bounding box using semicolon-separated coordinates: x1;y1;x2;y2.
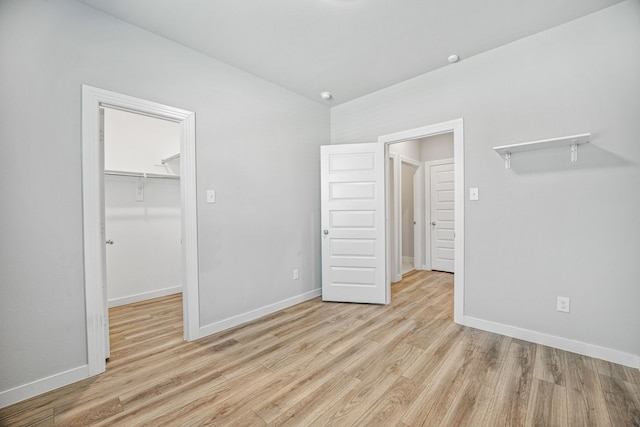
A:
293;269;299;280
557;296;570;313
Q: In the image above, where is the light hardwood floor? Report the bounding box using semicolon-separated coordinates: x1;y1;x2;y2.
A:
2;271;639;426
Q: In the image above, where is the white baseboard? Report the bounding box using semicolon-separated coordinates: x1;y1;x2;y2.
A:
108;285;182;308
197;288;321;338
0;365;90;409
462;315;640;369
402;256;414;264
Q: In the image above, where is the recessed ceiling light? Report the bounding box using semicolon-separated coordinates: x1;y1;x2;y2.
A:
320;91;333;100
448;54;460;63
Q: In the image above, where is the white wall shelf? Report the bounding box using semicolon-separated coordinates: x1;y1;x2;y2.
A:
494;133;590;168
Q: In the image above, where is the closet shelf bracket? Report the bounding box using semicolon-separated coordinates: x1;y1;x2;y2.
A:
161;153;180;165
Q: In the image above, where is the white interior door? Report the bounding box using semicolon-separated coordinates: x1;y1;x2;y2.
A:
430;162;455;272
321;143;388;304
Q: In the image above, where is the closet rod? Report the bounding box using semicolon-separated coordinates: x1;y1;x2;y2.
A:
104;169;179;180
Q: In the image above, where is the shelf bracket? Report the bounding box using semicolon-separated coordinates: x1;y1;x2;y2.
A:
570;143;578;163
504;152;511;169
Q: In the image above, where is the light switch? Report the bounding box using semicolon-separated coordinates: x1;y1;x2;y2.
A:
206;190;216;204
135;178;144;202
470;187;479;201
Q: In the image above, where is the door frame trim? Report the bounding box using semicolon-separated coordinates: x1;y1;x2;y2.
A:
81;85;200;376
387;152;402;282
379;118;464;323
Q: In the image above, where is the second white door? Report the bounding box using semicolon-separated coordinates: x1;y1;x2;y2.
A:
430;162;454;272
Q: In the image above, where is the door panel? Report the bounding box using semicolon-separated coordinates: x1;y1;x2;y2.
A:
330;210;376;228
330;239;377;257
321;143;388;304
430;162;455;273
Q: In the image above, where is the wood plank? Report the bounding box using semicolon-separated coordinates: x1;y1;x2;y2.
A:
266;372;361;426
533;344;567;386
524;377;568;427
470;338;536;427
352;376;420;425
598;372;640;427
564;351;613;426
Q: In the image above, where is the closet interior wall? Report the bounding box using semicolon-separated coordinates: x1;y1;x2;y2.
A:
104;107;182;307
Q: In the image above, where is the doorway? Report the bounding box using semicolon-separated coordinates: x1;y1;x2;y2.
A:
387;148;423;282
82;85;199;377
319;118;464;319
102;107;183;360
387;132;454;278
103;107;183;306
380;118;464;323
401;161;418;274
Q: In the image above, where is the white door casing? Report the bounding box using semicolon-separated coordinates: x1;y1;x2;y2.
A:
82;85;199;377
413;164;424;270
320;143;388;304
99;107;110;359
388;153;401;282
430;161;455;272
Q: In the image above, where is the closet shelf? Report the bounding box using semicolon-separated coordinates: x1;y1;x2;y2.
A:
493;133;590;169
105;169;179;180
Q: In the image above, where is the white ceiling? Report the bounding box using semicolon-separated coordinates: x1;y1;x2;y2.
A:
76;0;623;105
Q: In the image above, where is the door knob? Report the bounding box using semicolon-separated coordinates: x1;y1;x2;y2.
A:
323;230;329;235
106;239;114;245
431;222;436;226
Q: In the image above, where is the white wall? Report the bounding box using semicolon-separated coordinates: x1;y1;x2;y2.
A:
104;108;180;175
389;140;421;160
421;133;454;162
332;1;640;363
0;0;327;401
105;176;182;305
